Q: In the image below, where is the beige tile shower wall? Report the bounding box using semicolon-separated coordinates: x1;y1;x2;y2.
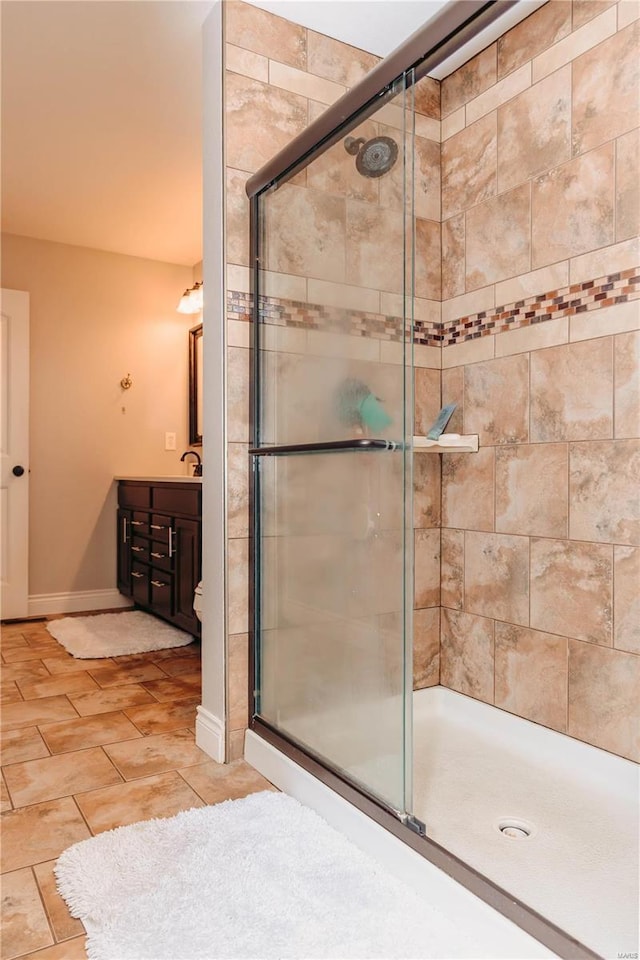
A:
436;0;640;762
223;2;375;759
440;0;639;305
223;1;442;757
225;2;354;759
413;367;442;690
439;317;640;762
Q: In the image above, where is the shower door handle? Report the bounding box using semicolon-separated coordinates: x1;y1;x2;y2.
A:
249;438;399;456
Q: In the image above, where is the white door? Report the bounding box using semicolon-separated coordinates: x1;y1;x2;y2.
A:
1;289;30;619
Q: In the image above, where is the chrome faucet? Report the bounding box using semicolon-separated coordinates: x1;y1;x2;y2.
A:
180;450;202;477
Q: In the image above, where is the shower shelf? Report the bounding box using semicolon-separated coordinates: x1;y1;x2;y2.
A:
413;434;479;453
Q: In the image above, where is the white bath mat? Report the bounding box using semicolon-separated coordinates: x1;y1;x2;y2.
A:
46;610;194;658
55;791;475;960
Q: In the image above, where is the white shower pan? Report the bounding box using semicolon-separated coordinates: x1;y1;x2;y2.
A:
413;686;639;959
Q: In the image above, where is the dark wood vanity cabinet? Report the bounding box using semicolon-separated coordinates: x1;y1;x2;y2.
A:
117;481;201;637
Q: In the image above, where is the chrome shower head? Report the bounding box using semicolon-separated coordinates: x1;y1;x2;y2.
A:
344;135;398;178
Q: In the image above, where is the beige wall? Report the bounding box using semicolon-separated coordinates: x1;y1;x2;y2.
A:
1;233;195;600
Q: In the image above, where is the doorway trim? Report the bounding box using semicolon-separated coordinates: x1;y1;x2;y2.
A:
1;288;30;620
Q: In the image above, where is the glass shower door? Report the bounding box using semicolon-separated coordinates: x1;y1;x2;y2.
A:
251;75;414;817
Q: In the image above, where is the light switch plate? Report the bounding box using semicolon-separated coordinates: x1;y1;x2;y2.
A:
165;432;177;451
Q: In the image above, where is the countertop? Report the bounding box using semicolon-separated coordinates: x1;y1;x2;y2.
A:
114;475;202;484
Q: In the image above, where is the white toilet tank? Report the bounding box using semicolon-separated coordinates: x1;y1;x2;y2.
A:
193;581;203;622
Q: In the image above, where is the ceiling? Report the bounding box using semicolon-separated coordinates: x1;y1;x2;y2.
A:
247;2;449;57
0;1;533;267
1;1;212;266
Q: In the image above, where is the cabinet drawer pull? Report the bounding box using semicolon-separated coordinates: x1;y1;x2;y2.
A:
150;524;167;530
131;571;145;579
131;546;145;553
151;579;168;588
122;517;129;543
169;528;177;558
150;551;167;559
131;520;145;527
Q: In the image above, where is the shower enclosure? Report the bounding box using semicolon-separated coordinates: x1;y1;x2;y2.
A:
249;73;417;822
243;2;638;958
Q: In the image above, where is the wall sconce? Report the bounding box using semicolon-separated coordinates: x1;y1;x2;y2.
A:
177;281;203;315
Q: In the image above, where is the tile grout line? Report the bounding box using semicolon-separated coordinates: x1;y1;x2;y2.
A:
30;862;61;951
566;627;571;737
436;595;637;651
611;330;619;652
1;767;13;814
70;791;98;843
170;767;211;803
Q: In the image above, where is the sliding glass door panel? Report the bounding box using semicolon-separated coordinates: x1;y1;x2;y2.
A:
252;73;415;816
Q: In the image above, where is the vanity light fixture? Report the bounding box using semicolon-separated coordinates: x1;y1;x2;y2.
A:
177;281;203;315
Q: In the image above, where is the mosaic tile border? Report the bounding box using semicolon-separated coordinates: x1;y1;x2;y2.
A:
442;268;640;346
227;266;640;348
227;290;439;345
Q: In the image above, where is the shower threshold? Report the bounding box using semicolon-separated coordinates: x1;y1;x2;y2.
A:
413;687;639;960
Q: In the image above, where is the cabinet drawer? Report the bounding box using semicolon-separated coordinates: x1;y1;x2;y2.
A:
149;514;172;545
131;562;149;605
130;536;149;562
118;484;151;509
129;512;150;536
149;542;172;572
150;569;173;619
153;486;200;517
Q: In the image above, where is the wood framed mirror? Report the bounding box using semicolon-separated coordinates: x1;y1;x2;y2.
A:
189;323;203;446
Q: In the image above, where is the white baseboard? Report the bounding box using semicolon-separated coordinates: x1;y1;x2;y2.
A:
27;589;133;617
195;706;225;763
244;731;555;960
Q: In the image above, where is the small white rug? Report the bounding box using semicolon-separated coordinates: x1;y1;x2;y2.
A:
56;791;475;960
46;610;194;658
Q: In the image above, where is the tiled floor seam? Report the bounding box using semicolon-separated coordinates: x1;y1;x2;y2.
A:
30;863;58;952
174;765;210;802
0;847;77;876
68;792;98;842
96;742;127;784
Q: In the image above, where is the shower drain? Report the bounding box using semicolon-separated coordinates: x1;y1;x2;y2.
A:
495;817;536;839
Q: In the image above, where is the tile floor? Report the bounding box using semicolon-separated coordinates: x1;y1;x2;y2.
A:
1;615;274;960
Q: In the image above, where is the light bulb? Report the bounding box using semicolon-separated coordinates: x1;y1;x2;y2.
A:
191;282;203;310
177;288;201;314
